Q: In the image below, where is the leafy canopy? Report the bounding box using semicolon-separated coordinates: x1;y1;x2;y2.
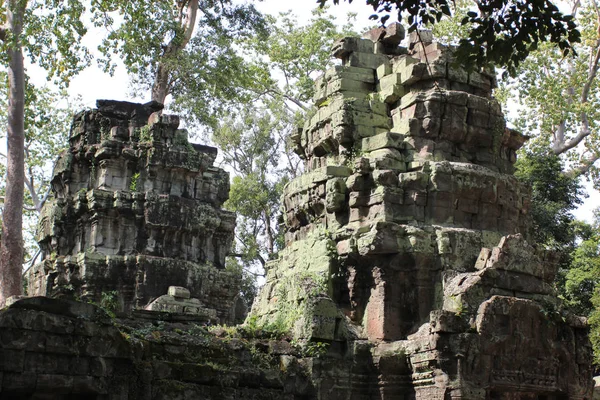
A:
515;151;584;248
319;0;581;75
212;9;359;295
91;0;269;128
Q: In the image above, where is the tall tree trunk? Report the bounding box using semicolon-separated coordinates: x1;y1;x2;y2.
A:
151;62;170;104
0;1;26;307
150;0;198;105
263;209;274;256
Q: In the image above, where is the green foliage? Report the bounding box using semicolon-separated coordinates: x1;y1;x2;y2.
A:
128;320;167;340
563;230;600;315
515;151;583;249
0;0;91;86
320;0;579;75
589;282;600;364
225;258;258;307
209;315;289;340
216;105;287;272
559;211;600;327
243;316;289;340
213;10;359;307
129;172;140;192
251;7;358;106
292;340;330;357
92;0;269;129
513;153;597;325
505;2;600;185
0;79;78;262
99;290;120;317
430;0;472;46
138;125;152;142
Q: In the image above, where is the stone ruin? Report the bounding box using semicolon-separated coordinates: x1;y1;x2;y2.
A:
0;26;593;400
25;100;241;323
248;25;594;398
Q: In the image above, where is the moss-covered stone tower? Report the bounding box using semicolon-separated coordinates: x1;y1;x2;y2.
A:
25;100;240;323
249;26;593;398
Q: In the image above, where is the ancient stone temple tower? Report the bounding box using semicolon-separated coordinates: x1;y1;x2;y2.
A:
26;100;240;323
250;26;593;398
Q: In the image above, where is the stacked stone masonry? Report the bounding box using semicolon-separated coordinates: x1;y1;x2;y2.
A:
249;26;593;398
25;100;240;323
0;27;593;400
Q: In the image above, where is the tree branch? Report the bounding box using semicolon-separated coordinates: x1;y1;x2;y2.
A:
233;232;266;267
551;41;600;155
262;87;309;111
572;0;582;16
581;44;600;104
569;152;600;176
552;115;592;155
38;184;52;210
180;0;199;51
21;248;41;276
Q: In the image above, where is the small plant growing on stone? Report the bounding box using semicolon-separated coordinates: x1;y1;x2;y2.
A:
448;294;465;316
249;343;277;368
294;340;329;358
139;125;152;142
100;290;120;316
99;118;112;141
130;172;140;191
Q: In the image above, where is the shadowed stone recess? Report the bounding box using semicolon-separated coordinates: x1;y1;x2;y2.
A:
25;100;240;323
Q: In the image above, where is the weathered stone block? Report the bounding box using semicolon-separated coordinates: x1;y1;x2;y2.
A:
327;77;373;95
331;37;374;59
377;73;406;104
361;132;404;152
347;52;389;70
376;61;392;80
2;371;37;393
168;286;191;299
325;65;376;84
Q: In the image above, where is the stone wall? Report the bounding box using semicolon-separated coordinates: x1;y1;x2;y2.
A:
0;27;594;400
0;297;313;400
249;26;593;398
25;100;240;323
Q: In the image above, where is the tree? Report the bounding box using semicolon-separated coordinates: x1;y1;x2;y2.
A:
514;151;584;250
0;0;88;306
212;9;359;295
562;216;600;316
92;0;269;129
509;0;600;186
0;81;77;269
565;211;600;363
513;151;589;316
321;0;580;75
215;104;289;269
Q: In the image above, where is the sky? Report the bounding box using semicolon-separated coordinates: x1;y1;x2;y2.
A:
27;0;378;108
12;0;600;223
